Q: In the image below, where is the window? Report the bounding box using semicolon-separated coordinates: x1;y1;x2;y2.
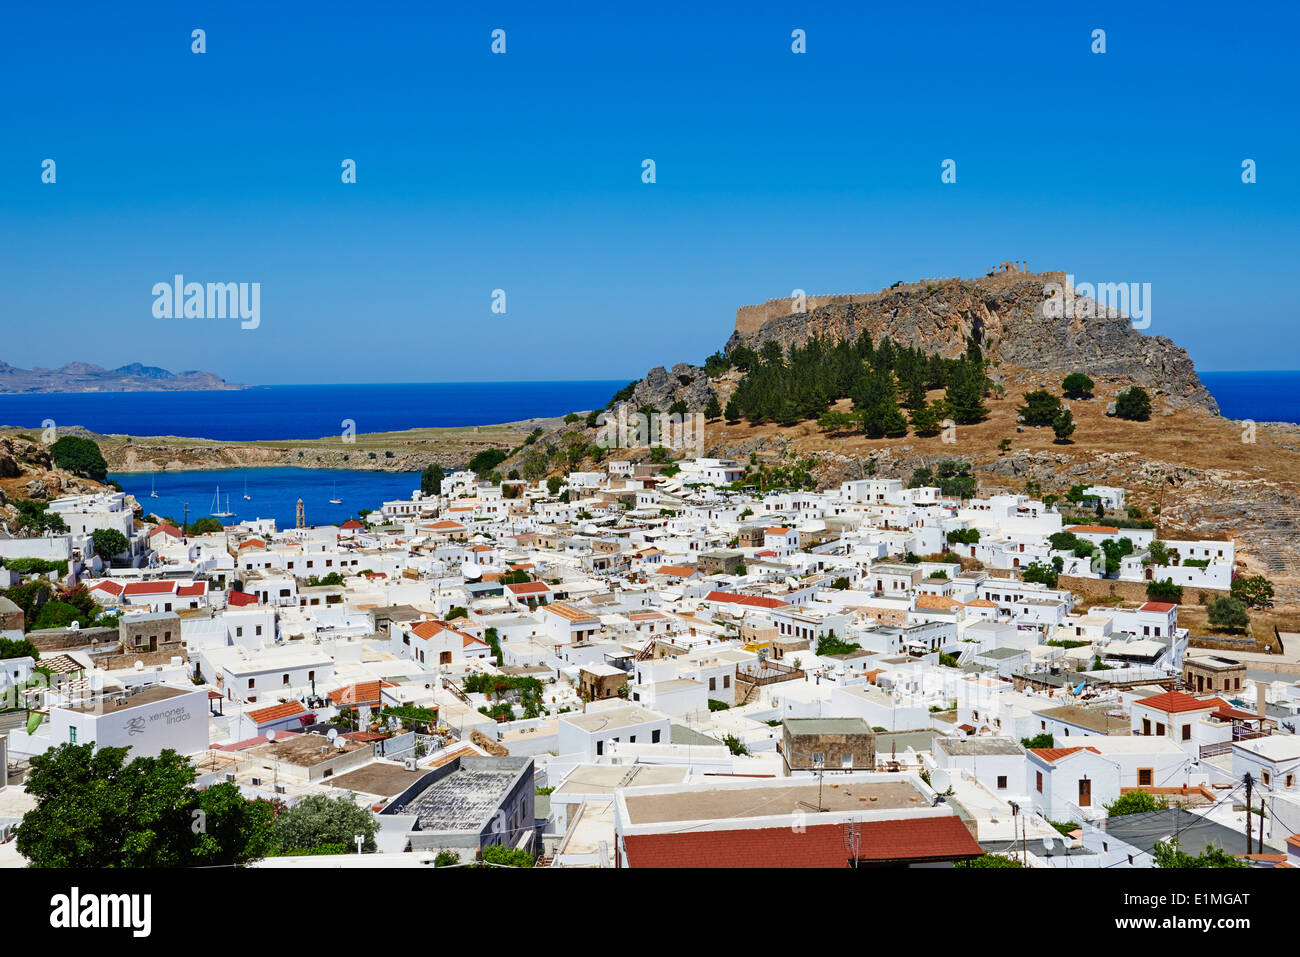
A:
235;627;243;637
723;675;730;689
596;740;603;756
69;727;77;743
1138;768;1153;787
997;775;1007;789
1155;722;1166;736
1263;770;1271;787
841;753;853;769
282;674;289;685
248;678;255;689
709;677;716;691
1181;725;1191;741
1036;771;1043;793
1142;717;1152;735
651;729;661;743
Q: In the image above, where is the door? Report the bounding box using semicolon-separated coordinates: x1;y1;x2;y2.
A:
1078;779;1092;807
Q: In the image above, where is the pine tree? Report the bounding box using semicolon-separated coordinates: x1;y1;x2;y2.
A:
704;395;722;421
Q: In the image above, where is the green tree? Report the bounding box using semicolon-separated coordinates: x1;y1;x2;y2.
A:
1017;390;1063;427
1231;575;1274;609
704;395;722;421
1115;387;1152;421
1146;578;1184;603
1021;561;1059;588
1020;733;1054;749
466;448;508;474
49;436;108;482
724;396;741;423
1152;839;1248;869
480;844;535;867
270;794;378;854
1051;408;1076;443
1207;595;1249;631
0;636;39;660
420;464;445;496
91;528;130;560
954;853;1023;868
16;744;274;867
944;361;989;425
189;517;225;534
910;402;942;436
1061;373;1095;399
1104;790;1166;817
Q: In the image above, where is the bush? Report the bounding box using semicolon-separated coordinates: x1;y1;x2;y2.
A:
1105;790;1166;817
91;528;130;560
1020;733;1053;750
1207;595;1249;632
1062;373;1095;399
271;794;378;854
49;436;108;482
1114;387;1152;421
1231;575;1274;608
480;844;535;867
1017;390;1062;427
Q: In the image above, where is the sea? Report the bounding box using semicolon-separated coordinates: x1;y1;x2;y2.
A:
108;467;423;531
1198;371;1300;424
2;374;1294;532
0;380;624;531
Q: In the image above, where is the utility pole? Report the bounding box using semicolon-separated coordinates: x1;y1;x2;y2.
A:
1244;773;1253;856
182;501;189;540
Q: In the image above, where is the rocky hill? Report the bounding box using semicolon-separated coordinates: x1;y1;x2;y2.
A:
0;360;242;393
724;269;1218;414
0;435;111;531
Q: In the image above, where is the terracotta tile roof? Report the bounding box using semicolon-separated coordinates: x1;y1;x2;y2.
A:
89;580;124;596
1065;525;1119;534
1286;833;1300;849
915;595;962;610
506;581;551;596
238;538;266;550
623;817;981;868
764;526;793;536
1137;691;1217;714
704;590;789;610
340;519;364;529
1029;746;1102;763
423;521;465;531
124;581;177;596
544;602;599;624
1139;601;1177;613
150;523;181;538
247;701;307;724
965;599;997;608
177;582;207;597
227;590;260;607
653;564;699;578
329;681;382;706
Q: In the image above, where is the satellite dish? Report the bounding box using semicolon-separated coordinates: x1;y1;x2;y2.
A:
326;728;338;742
1042;837;1054;852
134;660;144;670
265;730;277;742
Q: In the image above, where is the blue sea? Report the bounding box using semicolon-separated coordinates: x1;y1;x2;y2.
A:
109;467;423;531
0;381;625;441
1199;371;1300;424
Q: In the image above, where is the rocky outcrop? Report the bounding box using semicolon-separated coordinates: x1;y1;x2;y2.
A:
725;271;1218;414
624;363;717;411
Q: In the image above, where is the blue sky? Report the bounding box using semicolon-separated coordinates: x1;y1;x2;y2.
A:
1;0;1296;383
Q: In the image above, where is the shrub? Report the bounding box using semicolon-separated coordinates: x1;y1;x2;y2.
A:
1062;373;1095;399
1114;387;1152;421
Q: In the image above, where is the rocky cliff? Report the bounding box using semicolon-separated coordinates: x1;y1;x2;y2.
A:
724;270;1219;413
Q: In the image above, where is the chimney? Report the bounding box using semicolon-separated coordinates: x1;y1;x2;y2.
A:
1257;682;1267;720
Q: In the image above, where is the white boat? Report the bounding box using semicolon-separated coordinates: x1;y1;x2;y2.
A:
242;479;251;501
149;475;158;498
212;486;234;518
329;480;342;505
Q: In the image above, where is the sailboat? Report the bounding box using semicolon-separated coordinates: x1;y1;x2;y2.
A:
242;479;251;501
149;475;158;498
329;480;342;505
212;486;234;518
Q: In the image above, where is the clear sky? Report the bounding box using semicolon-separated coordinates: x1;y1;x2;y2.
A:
1;0;1296;383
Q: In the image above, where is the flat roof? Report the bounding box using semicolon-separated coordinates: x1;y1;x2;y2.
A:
326;762;430;797
65;684;191;716
784;717;873;736
622;778;927;826
401;766;521;832
562;705;664;733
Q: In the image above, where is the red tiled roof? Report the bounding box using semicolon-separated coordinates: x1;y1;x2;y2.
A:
123;581;176;596
340;519;364;529
704;591;789;610
623;817;981;868
1030;746;1102;763
247;701;306;724
764;526;793;536
150;523;181;538
227;590;260;607
1139;601;1177;613
506;581;551;595
238;539;266;550
89;580;124;597
1065;525;1119;534
329;681;382;706
177;582;207;597
1137;691;1217;714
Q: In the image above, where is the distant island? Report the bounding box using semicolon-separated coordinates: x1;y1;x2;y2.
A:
0;361;244;393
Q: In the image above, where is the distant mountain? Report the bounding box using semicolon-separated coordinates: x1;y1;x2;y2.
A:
0;361;244;393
